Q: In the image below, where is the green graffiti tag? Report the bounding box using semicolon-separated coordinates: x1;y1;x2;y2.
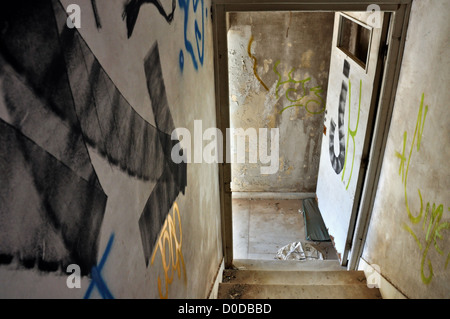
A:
274;61;326;115
395;93;450;284
341;79;362;190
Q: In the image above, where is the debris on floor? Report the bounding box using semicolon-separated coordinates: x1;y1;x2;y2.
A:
275;241;324;261
226;284;245;299
222;270;237;283
302;198;331;242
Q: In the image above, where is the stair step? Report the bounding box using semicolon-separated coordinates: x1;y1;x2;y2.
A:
232;259;346;271
223;269;368;286
218;283;382;299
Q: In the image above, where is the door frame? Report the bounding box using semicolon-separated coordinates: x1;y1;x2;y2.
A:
212;0;412;269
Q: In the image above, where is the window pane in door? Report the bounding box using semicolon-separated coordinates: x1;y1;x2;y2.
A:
338;15;372;68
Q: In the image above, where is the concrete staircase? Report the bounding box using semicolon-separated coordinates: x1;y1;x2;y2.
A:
217;259;382;299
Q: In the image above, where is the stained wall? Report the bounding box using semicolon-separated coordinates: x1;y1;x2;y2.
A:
227;11;334;193
362;0;450;298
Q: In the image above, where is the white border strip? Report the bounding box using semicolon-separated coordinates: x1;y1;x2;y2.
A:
207;258;225;299
358;258;407;299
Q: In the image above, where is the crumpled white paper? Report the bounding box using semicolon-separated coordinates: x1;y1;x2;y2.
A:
275;242;323;261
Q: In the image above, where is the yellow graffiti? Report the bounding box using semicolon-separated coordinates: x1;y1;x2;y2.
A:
151;202;186;299
247;35;269;91
395;94;450;284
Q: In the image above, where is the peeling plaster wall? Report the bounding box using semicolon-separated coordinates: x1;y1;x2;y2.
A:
362;0;450;298
228;12;334;193
0;0;222;299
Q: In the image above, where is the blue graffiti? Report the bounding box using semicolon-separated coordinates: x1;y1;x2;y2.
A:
179;50;185;72
84;234;115;299
179;0;205;71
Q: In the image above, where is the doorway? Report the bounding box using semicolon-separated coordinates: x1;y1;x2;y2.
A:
212;0;412;270
227;10;338;262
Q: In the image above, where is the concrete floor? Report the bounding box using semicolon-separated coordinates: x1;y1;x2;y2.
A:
232;198;338;260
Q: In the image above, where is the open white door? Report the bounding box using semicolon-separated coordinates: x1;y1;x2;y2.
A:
316;11;388;265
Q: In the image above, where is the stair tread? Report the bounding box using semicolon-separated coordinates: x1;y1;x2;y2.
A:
223;269;368;285
232;259;346;271
218;282;382;299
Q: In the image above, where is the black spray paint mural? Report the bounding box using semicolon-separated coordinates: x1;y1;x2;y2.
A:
123;0;177;38
328;60;350;174
0;0;186;275
139;42;187;267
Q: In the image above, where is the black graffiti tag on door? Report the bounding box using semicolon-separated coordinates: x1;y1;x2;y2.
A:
329;60;350;174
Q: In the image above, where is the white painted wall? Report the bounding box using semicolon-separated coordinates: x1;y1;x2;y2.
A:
0;0;222;299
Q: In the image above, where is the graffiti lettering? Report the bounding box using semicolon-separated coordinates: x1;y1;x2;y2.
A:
274;61;326;115
328;59;362;186
151;202;186;299
328;60;350;174
396;94;449;284
341;79;362;189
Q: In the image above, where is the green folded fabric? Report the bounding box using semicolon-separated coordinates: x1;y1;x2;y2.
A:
302;198;331;242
